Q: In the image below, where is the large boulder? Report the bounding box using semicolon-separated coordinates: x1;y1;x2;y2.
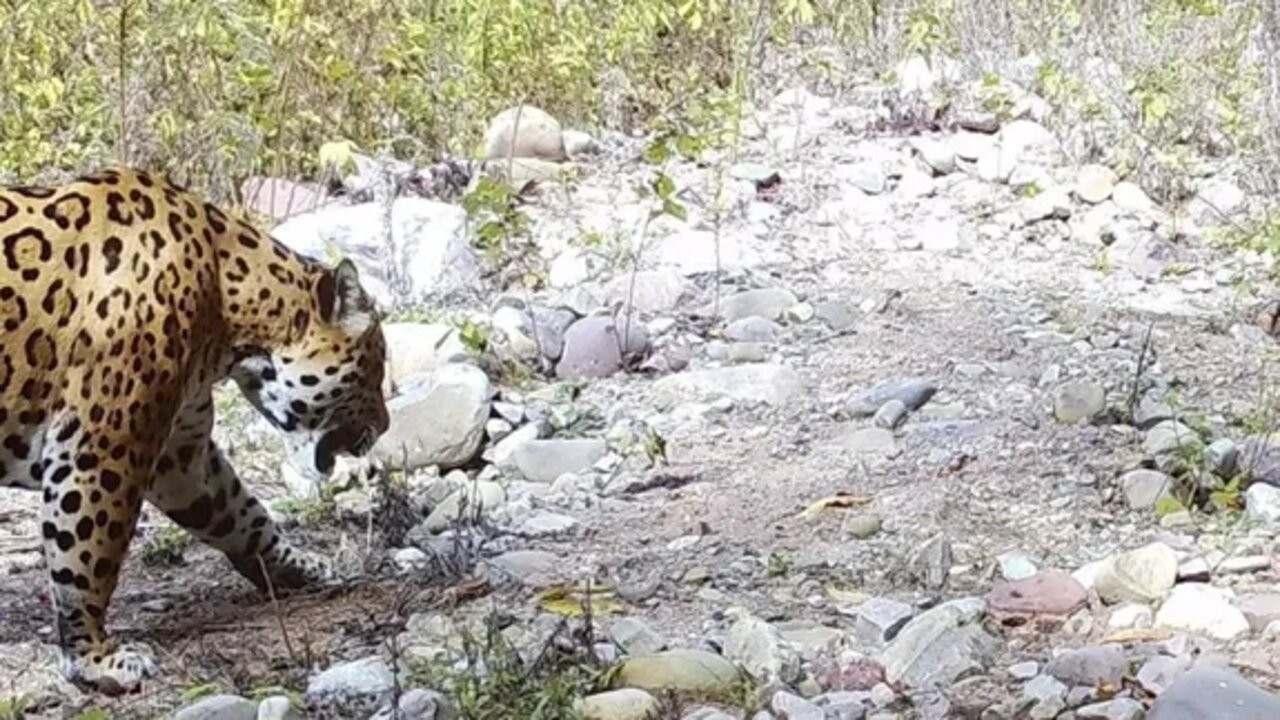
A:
271;198;478;309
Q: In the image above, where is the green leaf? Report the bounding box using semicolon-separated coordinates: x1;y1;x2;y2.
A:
661;198;687;221
1154;495;1185;518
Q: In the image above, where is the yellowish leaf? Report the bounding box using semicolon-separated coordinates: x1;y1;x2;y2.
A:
537;583;625;617
799;492;874;519
824;585;868;608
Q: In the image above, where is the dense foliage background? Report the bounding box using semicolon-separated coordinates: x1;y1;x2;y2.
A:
2;0;1279;209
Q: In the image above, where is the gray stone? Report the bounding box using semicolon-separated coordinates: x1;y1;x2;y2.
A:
1133;391;1175;429
725;316;782;342
605;269;688;315
1143;421;1203;469
1137;654;1192;695
1044;645;1128;687
879;600;997;689
374;363;491;471
511;438;607;483
1187;177;1246;226
848;379;937;417
719;288;800;322
1053;381;1106;424
840;162;889;194
1077;698;1144;720
910;137;956;175
910;535;953;590
369;689;452;720
873;400;909;429
815;301;859;331
727;342;768;364
1021;674;1068;719
562;130;601;158
173;695;258;720
1205;438;1239;477
653;364;803;408
1148;665;1280;719
557;316;645;379
610;617;667;656
1239;438;1280;485
1218;555;1270;575
483;104;566;161
855;597;915;647
1237;593;1280;633
305;657;396;705
482;550;560;588
837;427;897;456
1008;661;1039;680
1246;483;1280;523
771;690;824;720
724;610;800;684
845;513;883;539
1176;556;1211;582
531;307;577;361
775;621;845;660
517;510;579;537
422;480;505;532
1120;469;1174;509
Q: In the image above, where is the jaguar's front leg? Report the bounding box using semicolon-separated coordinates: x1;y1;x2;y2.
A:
144;394;335;593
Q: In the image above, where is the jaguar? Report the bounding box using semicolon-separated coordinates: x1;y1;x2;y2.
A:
0;167;390;695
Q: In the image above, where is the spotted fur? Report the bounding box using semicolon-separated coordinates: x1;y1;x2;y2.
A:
0;168;389;695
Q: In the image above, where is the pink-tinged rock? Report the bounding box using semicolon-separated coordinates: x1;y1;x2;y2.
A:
817;657;886;691
241;176;335;220
986;570;1087;619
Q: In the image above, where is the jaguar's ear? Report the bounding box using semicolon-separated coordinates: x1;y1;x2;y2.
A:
317;258;375;334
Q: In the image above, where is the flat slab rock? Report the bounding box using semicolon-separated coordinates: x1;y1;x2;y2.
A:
1148;665;1280;720
986;569;1088;620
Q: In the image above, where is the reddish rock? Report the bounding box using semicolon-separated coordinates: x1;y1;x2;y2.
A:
240;176;334;221
986;570;1087;620
817;657;886;691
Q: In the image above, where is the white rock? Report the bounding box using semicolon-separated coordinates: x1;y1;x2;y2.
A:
483;104;566;161
1075;164;1118;203
382;322;469;388
1246;483;1280;523
272;199;477;309
173;695;258;720
1107;604;1154;630
374;363;491;471
1094;542;1178;604
1155;583;1250;641
653;364;803;408
306;657;396;705
549;249;591;287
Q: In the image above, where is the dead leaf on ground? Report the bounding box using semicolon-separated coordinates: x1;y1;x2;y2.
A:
799;492;874;519
537;582;625;618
